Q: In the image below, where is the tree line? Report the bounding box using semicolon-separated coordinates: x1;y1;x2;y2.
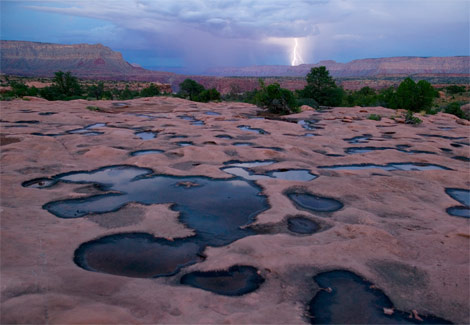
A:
1;69;467;120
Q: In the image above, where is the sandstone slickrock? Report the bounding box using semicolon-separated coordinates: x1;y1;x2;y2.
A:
1;97;469;324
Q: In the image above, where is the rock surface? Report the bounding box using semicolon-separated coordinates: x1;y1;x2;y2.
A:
1;97;469;324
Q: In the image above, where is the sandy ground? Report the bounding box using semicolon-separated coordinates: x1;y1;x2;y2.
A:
1;96;469;324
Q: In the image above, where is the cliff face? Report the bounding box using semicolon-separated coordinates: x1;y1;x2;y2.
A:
0;40;139;78
205;56;470;77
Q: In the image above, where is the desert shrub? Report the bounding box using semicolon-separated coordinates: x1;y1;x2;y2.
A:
178;79;205;101
345;87;380;107
446;85;466;95
255;81;298;114
118;85;139;100
367;114;381;121
86;106;101;111
299;66;344;106
87;82;104;100
393;78;437;112
405;110;422;125
195;88;220;102
140;83;160;97
444;102;467;119
52;71;82;97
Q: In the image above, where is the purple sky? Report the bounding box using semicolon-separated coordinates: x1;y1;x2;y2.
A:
1;0;469;74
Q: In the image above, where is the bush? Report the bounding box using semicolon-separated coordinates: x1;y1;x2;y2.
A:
140;83;160;97
86;106;101;111
299;66;344;106
178;79;205;101
405;110;422;125
367;114;381;121
195;88;220;102
446;85;466;95
393;78;437;112
344;87;379;107
255;81;298;114
444;102;467;119
87;82;104;100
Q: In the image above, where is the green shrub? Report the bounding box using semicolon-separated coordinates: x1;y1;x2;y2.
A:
367;114;381;121
299;66;344;106
195;88;220;102
178;79;205;101
86;106;101;111
405;110;422;125
255;81;298;114
140;83;160;97
87;82;104;99
446;85;466;95
444;102;467;119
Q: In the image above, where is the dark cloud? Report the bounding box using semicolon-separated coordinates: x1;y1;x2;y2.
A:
5;0;469;73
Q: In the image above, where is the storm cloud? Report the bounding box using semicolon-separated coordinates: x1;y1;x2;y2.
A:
2;0;468;73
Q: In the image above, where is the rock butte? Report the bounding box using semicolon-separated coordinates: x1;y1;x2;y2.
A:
1;96;469;324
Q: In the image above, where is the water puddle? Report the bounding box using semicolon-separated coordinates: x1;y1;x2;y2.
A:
135;131;157;140
178;115;205;125
74;233;203;278
225;160;276;168
298;120;320;130
67;123;106;136
452;156;470;162
205;111;221;116
215;135;233;139
130;149;164;156
344;134;373;144
345;147;394;154
233;142;254;147
319;163;451;171
180;265;264;296
22;177;57;188
254;146;285;152
307;270;450;324
287;216;320;235
32;165;270;277
345;146;436;155
238;125;270;135
32;132;63;137
269;169;317;181
445;188;470;218
446;206;470;218
177;141;194;147
287;192;343;213
15;120;40;124
418;134;466;140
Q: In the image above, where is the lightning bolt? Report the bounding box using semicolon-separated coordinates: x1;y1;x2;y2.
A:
291;38;304;66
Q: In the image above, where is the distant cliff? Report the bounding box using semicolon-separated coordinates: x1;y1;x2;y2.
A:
1;40;468;93
204;56;470;77
0;40;145;78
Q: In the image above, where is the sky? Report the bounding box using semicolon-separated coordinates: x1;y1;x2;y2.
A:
1;0;469;74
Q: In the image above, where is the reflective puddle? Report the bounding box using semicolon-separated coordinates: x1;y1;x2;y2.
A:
308;270;450;324
31;165;270;277
180;265;264;296
238;125;270;135
287;192;343;213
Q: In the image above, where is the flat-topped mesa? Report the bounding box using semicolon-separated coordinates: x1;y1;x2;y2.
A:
0;40;139;77
205;56;470;77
